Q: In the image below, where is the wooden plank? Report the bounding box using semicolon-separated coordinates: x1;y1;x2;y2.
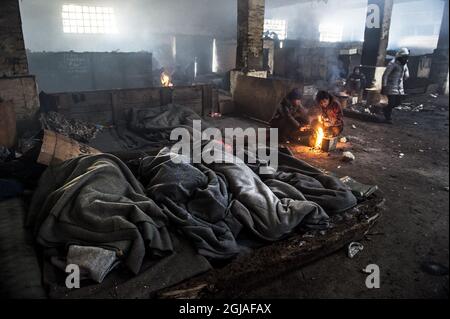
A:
172;86;203;115
55;92;113;113
233;75;304;124
48;85;216;126
158;195;384;299
37;130;102;166
112;88;161;109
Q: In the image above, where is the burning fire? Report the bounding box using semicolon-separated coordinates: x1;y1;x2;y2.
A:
314;116;325;149
160;71;174;87
315;127;325;149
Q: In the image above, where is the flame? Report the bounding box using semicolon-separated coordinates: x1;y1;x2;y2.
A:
314;116;325;149
160;71;173;87
315;126;325;149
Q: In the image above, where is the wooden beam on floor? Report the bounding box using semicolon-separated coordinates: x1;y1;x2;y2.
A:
157;195;385;299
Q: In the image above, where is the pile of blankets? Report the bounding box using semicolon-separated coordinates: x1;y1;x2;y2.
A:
28;142;357;283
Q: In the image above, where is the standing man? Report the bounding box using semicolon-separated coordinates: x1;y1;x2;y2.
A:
382;48;411;124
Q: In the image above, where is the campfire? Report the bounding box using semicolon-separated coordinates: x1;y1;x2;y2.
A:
160;71;174;87
293;115;337;153
313;116;325;150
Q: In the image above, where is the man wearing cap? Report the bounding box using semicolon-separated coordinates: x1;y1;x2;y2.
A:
382;48;411;123
271;88;310;141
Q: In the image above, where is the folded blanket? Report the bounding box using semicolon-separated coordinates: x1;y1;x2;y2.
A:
50;245;119;283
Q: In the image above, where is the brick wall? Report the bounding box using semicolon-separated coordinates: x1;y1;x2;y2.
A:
0;0;28;77
236;0;265;71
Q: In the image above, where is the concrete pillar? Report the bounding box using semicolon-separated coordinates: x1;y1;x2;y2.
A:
360;0;394;87
430;0;449;95
0;0;39;132
0;0;29;77
236;0;265;71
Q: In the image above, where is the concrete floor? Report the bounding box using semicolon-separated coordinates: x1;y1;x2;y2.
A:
242;94;449;299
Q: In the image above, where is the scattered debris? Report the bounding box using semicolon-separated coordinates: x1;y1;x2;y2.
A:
40;112;102;143
340;137;347;143
397;103;424;112
342;151;356;162
18;135;41;155
210;112;222;118
399;153;405;159
346;104;380;116
421;261;449;276
352;125;357;129
430;94;439;99
348;242;364;259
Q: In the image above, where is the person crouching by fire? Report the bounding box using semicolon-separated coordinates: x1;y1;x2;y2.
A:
315;90;344;137
271;88;310;142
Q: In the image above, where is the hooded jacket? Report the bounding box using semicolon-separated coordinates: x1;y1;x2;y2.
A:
382;59;410;95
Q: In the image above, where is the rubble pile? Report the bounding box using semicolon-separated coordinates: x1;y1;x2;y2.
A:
346;103;381;116
40;112;102;143
396;102;424;112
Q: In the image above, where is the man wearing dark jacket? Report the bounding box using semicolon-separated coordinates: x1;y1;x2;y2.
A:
346;66;367;102
382;48;410;123
271;88;310;141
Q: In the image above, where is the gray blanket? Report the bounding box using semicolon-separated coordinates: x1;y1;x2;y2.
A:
28;154;173;275
116;104;205;151
28;147;356;275
139;144;356;259
28;104;357;279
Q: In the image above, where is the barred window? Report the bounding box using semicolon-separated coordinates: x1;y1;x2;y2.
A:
62;4;118;34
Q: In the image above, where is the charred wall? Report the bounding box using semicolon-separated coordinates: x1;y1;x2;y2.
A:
0;0;28;77
27;52;153;93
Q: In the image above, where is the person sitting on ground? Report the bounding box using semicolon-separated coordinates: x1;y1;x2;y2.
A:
271;88;310;142
315;90;344;137
381;47;410;124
